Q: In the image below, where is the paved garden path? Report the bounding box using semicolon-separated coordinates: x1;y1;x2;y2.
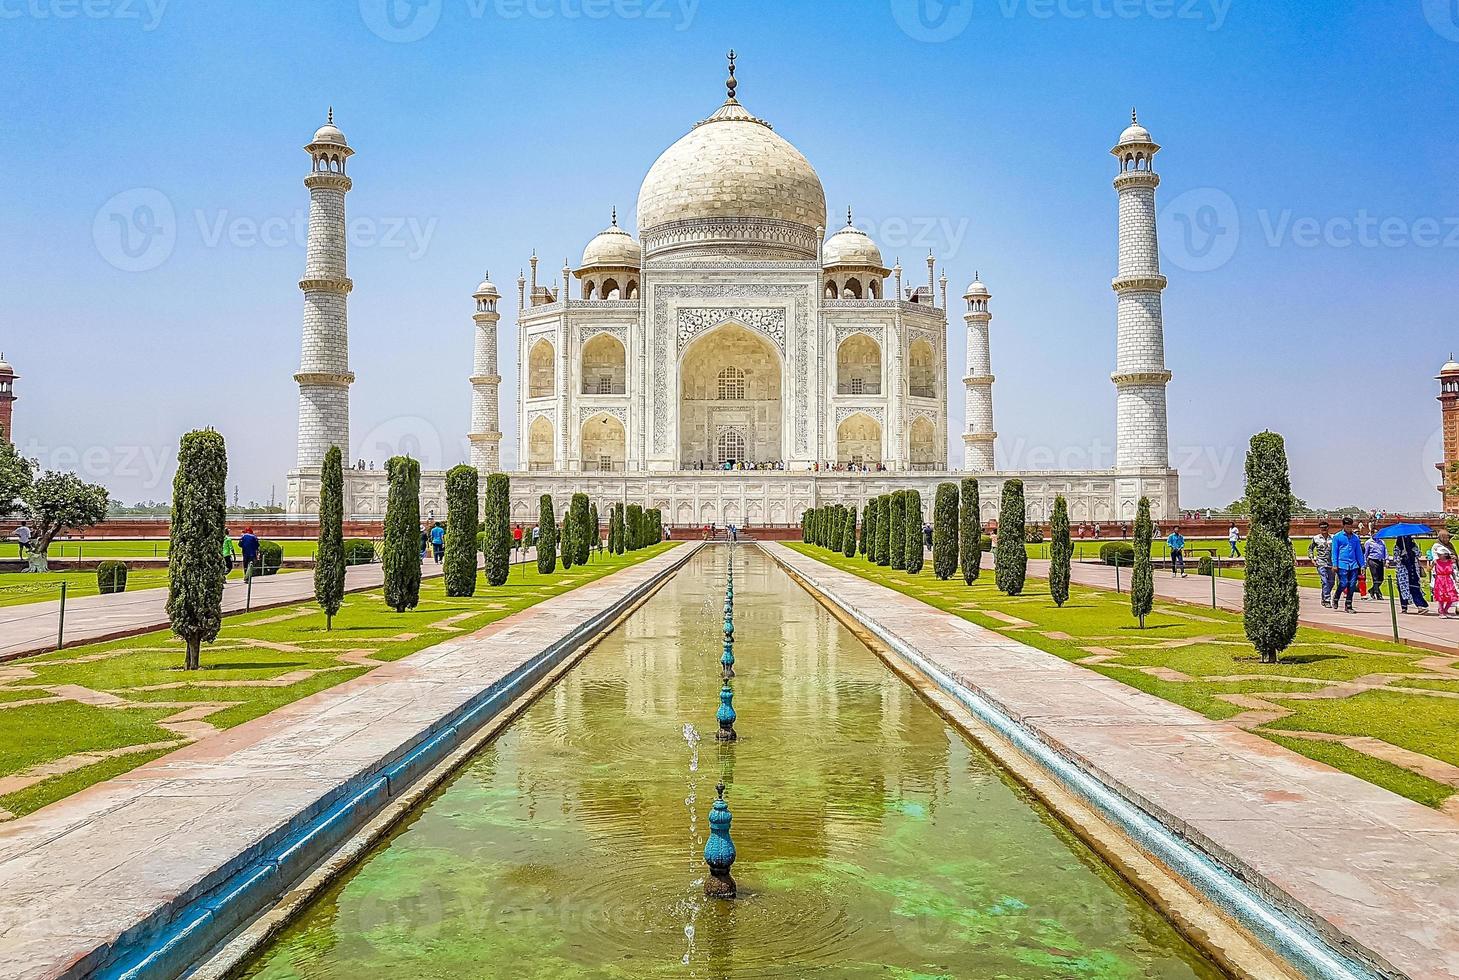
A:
0;551;540;663
770;543;1459;980
0;542;692;980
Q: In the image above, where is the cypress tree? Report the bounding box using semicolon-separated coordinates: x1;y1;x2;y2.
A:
589;502;600;558
801;510;811;543
1049;495;1072;608
314;445;346;629
1243;431;1299;664
875;495;892;566
443;464;479;598
932;482;958;580
858;502;871;557
994;479;1027;596
483;472;511;586
167;429;228;670
959;478;982;585
842;505;857;557
570;493;591;565
383;455;422;612
627;503;643;551
560;514;575;570
888;491;907;570
651;508;663;544
537;494;557;574
1131;496;1154;627
903;488;924;574
613;502;626;554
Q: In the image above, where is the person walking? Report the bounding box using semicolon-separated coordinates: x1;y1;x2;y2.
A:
14;521;30;559
1166;526;1187;577
1432;549;1458;618
1330;517;1365;613
922;522;933;552
419;525;428;561
1227;523;1241;558
1363;532;1387;601
222;529;236;575
430;522;446;563
1308;521;1334;607
1395;535;1430;614
239;527;260;583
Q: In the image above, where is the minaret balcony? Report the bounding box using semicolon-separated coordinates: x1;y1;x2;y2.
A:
1111;274;1167;292
1114;171;1160;191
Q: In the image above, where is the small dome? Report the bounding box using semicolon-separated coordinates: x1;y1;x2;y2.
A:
964;276;989;298
822;218;884;269
1117;109;1152;146
580;212;642;269
312;108;347;146
0;356;13;375
474;272;499;296
1441;357;1459;375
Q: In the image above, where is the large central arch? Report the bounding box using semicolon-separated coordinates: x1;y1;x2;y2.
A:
678;322;783;468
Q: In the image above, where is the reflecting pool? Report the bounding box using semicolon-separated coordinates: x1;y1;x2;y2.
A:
244;546;1222;979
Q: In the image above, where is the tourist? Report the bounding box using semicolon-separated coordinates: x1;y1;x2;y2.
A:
430;522;446;563
1166;526;1187;577
1431;528;1455;562
1433;549;1458;618
1227;523;1241;557
1330;517;1365;613
1309;521;1334;607
14;520;30;558
419;525;428;561
1395;536;1430;614
513;523;524;554
1363;531;1387;601
239;527;260;582
923;522;933;551
222;529;236;574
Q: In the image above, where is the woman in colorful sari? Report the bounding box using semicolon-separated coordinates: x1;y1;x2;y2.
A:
1395;536;1429;614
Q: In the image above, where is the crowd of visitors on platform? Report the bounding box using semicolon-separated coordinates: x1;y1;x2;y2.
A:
1307;518;1457;616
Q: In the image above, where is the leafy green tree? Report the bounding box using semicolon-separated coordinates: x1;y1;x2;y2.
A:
569;493;591;566
383;456;422;612
0;436;32;516
166;430;228;670
1049;495;1072;607
1131;496;1153;627
903;489;924;574
627;503;643;551
842;505;857;557
314;446;347;627
443;464;479;597
994;479;1027;596
959;478;982;585
888;491;907;570
1243;431;1299;663
22;470;110;570
537;494;557;574
875;495;892;566
932;482;958;580
483;472;511;586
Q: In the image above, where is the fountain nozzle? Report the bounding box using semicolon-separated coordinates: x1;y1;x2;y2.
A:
704;781;737;898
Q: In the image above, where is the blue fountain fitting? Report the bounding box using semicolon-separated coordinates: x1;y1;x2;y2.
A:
723;616;734;639
715;682;737;740
721;640;735;678
703;781;737;897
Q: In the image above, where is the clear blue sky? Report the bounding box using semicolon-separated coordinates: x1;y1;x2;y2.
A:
3;0;1456;510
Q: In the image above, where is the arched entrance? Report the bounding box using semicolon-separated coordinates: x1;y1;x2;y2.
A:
581;334;627;395
527;416;554;470
908;339;936;399
678;322;783;468
910;417;937;468
581;413;626;471
836;412;881;467
836;334;881;394
528;339;555;399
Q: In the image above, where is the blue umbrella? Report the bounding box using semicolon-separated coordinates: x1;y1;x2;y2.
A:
1374;522;1432;539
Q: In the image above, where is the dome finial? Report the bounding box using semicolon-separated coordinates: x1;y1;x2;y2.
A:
846;205;853;227
610;205;618;227
328;105;334;125
1131;106;1138;124
725;49;738;103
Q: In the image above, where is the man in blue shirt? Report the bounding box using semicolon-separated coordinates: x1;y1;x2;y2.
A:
238;527;260;583
1166;526;1187;577
430;522;445;563
1330;517;1366;613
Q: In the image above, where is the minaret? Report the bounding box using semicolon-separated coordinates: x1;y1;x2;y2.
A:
962;275;995;472
294;108;355;468
1110;109;1172;469
926;251;936;307
0;353;16;441
469;273;503;474
1437;357;1459;512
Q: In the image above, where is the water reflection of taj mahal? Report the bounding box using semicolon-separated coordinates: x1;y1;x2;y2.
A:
286;55;1178;527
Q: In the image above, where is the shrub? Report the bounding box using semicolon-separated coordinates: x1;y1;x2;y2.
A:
166;429;228;670
1024;527;1044;545
1049;495;1071;607
344;539;375;565
959;478;981;584
1131;497;1153;628
875;495;892;566
483;473;511;586
382;455;422;612
444;464;479;598
1198;554;1214;576
888;492;907;570
97;559;129;595
315;445;346;627
1099;542;1135;566
858;502;871;558
569;494;591;566
589;502;600;556
626;504;644;551
537;495;558;574
994;479;1027;596
932;483;958;580
842;504;857;557
257;540;283;576
903;489;924;575
612;502;626;555
1243;431;1299;663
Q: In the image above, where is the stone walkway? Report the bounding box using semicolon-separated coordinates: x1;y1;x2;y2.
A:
0;543;693;980
770;543;1459;980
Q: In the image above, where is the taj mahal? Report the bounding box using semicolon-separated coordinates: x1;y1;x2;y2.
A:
286;54;1179;527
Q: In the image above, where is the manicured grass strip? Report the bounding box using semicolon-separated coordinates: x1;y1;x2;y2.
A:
0;568;299;607
787;543;1455;810
0;748;175;819
0;544;677;817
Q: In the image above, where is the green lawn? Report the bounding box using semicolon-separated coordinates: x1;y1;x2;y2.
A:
0;543;676;819
29;539;327;560
788;543;1457;810
0;567;300;607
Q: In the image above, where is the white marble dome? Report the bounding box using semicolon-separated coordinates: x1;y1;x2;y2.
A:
1117;112;1153;146
823;222;884;269
580;218;642;269
636;99;827;258
1441;358;1459;375
474;273;499;296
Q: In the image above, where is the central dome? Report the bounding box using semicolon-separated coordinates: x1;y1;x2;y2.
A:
637;97;827;261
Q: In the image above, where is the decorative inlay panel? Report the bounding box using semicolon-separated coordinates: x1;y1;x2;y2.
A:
677;307;786;351
580;406;628;427
579;324;628;345
835;406;885;425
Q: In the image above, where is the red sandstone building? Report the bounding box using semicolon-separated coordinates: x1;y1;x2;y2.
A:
1438;357;1459;513
0;354;15;441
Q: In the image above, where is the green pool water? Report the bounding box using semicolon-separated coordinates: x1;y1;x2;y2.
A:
243;546;1222;979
